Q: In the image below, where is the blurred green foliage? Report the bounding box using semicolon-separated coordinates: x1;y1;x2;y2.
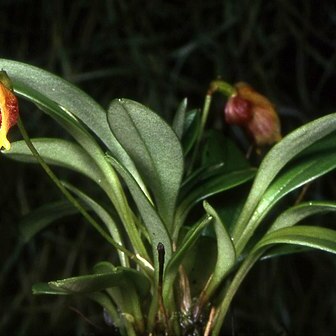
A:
1;0;336;334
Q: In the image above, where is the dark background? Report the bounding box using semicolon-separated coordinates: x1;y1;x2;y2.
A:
1;1;336;335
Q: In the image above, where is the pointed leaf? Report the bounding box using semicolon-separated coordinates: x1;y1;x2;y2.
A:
5;138;106;187
0;58;145;195
202;201;236;297
106;154;172;264
202;130;250;171
108;99;184;230
172;98;187;139
33;267;150;297
166;215;212;274
232;113;336;244
19;201;77;243
268;201;336;233
182;109;201;155
255;149;336;225
256;226;336;255
178;168;256;223
63;183;127;267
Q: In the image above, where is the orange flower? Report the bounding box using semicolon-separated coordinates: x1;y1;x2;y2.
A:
0;71;19;150
225;82;281;147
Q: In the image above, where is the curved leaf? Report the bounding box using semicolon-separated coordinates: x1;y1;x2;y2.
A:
202;202;235;298
233;114;336;253
176;168;256;229
19;201;77;243
0;61;147;258
0;58;144;187
253;149;336;227
166;216;212;274
201;130;250;170
268;201;336;233
33;267;150;297
63;182;128;267
108;99;184;230
232;113;336;245
106;154;172;265
256;226;336;255
172;98;187;139
182;109;201;155
5;138;106;188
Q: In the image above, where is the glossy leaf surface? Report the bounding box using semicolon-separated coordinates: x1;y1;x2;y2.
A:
19;201;77;243
33;267;150;297
106;155;172;263
256;226;336;255
202;202;236;297
5;138;105;187
108;98;184;230
0;58;148;203
268;201;336;233
232;113;336;250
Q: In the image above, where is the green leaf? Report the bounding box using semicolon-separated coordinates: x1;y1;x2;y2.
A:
106;155;172;265
166;216;212;275
176;168;256;229
0;58;147;201
32;282;68;295
172;98;187;139
33;267;150;297
108;98;184;231
5;138;106;187
63;182;128;267
255;149;336;225
19;201;78;243
202;130;250;171
182;109;201;155
1;60;148;258
261;245;311;260
268;201;336;233
0;59;143;184
182;236;217;297
86;292;121;329
202;202;235;298
255;226;336;255
232;113;336;252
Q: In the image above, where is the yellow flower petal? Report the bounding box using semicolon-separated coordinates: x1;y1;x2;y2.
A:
0;81;19;150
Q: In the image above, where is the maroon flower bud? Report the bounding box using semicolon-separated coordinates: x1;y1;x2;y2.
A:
224;82;281;147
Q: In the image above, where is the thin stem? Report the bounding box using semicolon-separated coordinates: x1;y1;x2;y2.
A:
17;118;152;273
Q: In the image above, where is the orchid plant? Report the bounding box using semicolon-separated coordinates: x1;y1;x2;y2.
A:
1;59;336;335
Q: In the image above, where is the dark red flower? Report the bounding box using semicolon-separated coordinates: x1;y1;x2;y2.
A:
0;71;19;150
225;82;281;147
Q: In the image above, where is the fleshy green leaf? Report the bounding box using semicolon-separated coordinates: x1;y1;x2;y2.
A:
108;98;184;231
202;202;235;297
261;245;311;260
166;216;212;274
33;267;150;297
255;226;336;255
201;130;250;171
172;98;187;139
176;168;256;230
5;138;106;188
0;58;149;209
182;109;201;155
268;201;336;233
254;149;336;226
0;58;144;186
106;155;172;264
19;201;77;243
63;182;128;267
232;113;336;251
